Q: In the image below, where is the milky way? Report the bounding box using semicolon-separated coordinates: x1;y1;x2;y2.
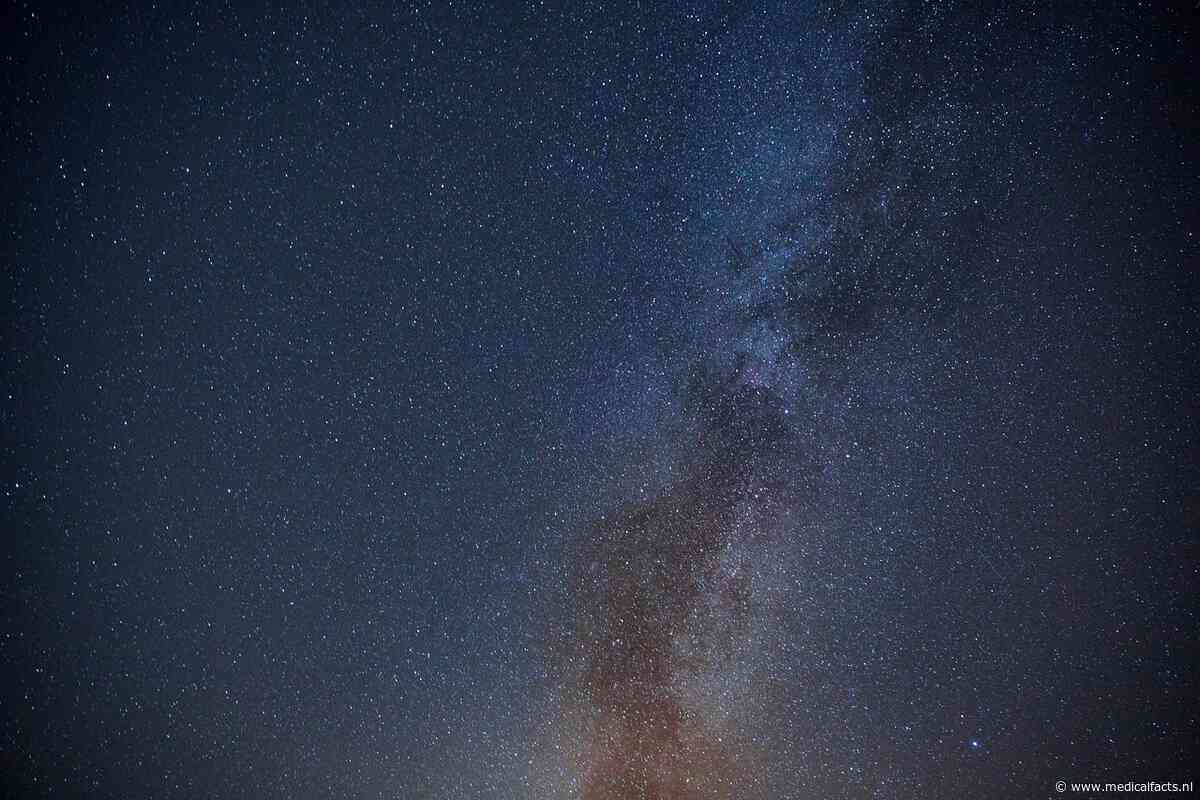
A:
546;9;1031;794
5;2;1196;798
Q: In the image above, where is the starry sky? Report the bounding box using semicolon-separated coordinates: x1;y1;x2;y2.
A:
3;2;1198;798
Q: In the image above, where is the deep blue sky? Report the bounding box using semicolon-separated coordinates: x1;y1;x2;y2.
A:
4;2;1197;798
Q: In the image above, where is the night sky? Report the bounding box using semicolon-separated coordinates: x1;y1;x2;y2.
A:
3;2;1198;798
